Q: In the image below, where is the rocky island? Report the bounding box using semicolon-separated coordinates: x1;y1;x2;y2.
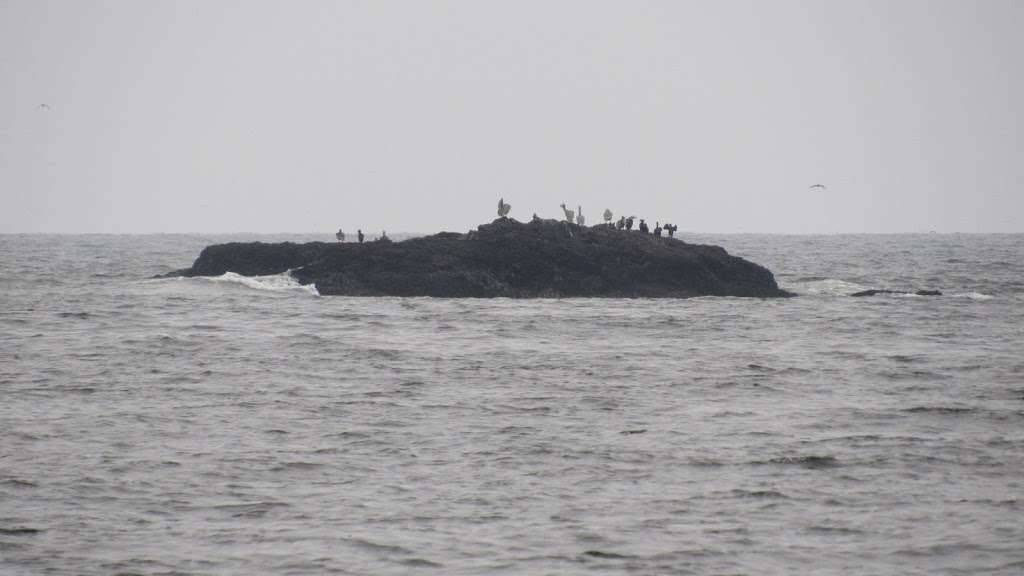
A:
166;218;792;298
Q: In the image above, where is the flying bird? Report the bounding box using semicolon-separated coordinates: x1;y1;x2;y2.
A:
38;103;50;110
809;184;826;190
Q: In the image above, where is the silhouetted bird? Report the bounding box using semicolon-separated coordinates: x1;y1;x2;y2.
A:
357;229;364;244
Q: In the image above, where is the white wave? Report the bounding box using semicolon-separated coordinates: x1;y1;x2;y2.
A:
950;292;993;301
203;271;319;296
788;278;871;296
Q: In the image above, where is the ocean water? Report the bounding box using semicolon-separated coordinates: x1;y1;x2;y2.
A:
2;232;1023;575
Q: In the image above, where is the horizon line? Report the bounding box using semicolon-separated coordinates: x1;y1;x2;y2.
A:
2;229;1022;236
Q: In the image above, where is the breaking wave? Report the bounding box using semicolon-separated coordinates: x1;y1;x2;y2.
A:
788;278;871;296
787;280;993;301
199;271;319;295
950;292;993;301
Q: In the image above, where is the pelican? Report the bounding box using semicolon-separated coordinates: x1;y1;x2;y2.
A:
497;198;511;218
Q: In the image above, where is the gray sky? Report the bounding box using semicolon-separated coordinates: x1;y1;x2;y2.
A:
2;0;1021;234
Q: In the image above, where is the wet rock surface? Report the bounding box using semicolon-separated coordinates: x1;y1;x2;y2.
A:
170;218;792;298
850;289;943;297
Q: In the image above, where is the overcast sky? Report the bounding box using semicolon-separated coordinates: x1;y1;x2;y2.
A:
1;0;1021;234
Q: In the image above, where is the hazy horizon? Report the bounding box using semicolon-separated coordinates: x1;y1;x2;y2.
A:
2;228;1024;238
2;0;1022;234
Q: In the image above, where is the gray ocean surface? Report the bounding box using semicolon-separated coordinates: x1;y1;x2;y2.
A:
2;232;1023;575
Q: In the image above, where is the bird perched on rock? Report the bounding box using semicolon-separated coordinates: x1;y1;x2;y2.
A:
559;203;575;223
497;198;511;218
576;206;586;227
603;209;613;226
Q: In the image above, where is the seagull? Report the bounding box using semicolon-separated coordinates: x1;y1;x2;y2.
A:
38;104;50;110
809;184;826;190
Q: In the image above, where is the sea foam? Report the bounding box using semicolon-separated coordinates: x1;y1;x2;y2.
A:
203;271;319;296
950;292;994;301
790;278;871;296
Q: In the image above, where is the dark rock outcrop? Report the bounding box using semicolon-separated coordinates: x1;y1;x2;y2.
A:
168;218;792;298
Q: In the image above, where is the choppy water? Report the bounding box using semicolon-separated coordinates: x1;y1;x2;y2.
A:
2;232;1023;575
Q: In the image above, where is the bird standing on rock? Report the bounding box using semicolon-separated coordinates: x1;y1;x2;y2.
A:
497;198;511;218
559;203;575;223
